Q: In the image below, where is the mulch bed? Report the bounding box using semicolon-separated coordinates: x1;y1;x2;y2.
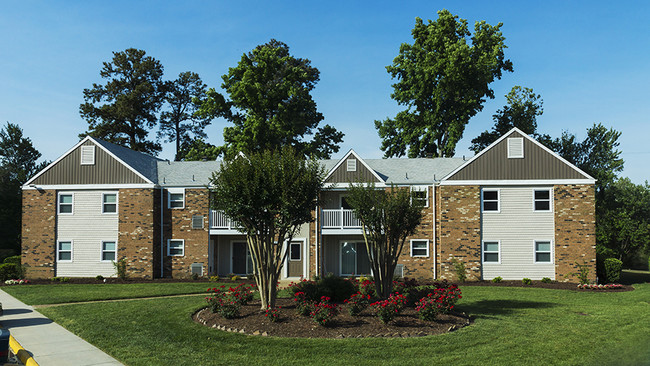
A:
461;280;635;292
193;298;470;338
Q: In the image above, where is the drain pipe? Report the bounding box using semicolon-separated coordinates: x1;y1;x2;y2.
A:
160;187;164;278
431;184;436;280
314;205;319;278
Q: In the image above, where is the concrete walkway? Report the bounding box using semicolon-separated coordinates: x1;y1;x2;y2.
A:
0;290;122;366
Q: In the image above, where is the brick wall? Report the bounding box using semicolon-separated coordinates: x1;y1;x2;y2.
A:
119;189;157;279
163;188;209;278
21;189;56;279
554;184;597;282
398;186;435;280
437;185;482;281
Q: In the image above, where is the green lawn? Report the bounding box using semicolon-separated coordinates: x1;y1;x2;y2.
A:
20;282;649;366
2;282;227;305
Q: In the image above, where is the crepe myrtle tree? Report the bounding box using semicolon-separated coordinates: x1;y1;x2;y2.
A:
209;147;325;309
346;183;424;299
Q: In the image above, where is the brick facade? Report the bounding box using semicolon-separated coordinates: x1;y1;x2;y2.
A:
21;189;56;279
554;184;597;282
437;185;482;281
118;189;158;279
163;188;210;278
398;186;435;279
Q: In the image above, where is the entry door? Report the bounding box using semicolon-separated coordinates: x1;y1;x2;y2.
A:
287;241;303;277
232;242;253;275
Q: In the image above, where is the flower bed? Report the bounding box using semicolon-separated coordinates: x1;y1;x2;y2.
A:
577;283;625;290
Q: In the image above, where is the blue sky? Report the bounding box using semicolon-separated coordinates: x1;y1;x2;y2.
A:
2;1;649;183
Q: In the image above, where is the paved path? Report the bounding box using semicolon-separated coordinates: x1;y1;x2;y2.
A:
0;290;123;366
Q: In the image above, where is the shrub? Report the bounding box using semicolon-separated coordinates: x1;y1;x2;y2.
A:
95;275;105;281
452;259;467;282
578;283;624;290
112;258;128;280
310;296;339;326
492;276;503;283
541;277;552;284
230;275;240;281
415;294;442;321
3;256;21;265
522;278;532;285
191;273;199;280
4;279;29;285
288;275;356;303
371;293;407;324
205;285;248;319
264;307;281;323
356;278;377;298
50;277;69;282
209;276;220;282
293;291;314;316
603;258;623;283
344;292;371;316
0;263;22;281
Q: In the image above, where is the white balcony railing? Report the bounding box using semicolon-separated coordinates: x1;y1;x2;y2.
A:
209;210;240;230
321;208;361;229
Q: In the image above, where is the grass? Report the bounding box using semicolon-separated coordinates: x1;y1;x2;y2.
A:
22;282;650;365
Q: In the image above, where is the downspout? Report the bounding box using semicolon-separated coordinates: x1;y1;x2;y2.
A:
431;183;436;279
314;205;319;278
160;187;164;278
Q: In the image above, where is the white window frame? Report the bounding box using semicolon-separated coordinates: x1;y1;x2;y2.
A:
100;240;117;262
481;189;500;213
346;158;357;172
58;193;74;215
167;188;185;209
410;186;429;208
410;239;429;257
289;241;302;262
57;240;73;262
534;240;553;264
168;239;185;256
482;240;500;264
507;137;524;159
533;188;553;212
102;192;118;214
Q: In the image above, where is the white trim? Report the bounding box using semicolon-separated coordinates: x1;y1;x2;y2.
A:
101;192;118;214
168;188;185;209
482;240;501;264
481;188;500;213
324;149;386;183
284;238;307;279
532;188;553;212
57;240;73;262
440;127;595;182
289;241;302;261
410;239;429;257
24;136;156;187
440;179;595;186
410;185;429;208
507;137;524;159
100;240;118;262
323;182;389;189
57;192;74;215
23;184;156;190
534;239;554;264
167;239;185;256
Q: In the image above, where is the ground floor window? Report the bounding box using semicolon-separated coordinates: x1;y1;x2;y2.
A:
340;242;371;276
410;239;429;257
57;241;72;261
168;239;184;256
101;241;117;261
232;241;254;275
535;240;552;263
483;241;500;263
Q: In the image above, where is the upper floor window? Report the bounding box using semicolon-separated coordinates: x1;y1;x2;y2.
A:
168;189;185;209
102;193;117;213
482;189;499;212
58;193;73;214
346;158;357;172
411;186;429;207
534;189;552;212
410;239;429;257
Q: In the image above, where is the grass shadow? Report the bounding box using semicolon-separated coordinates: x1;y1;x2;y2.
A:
620;270;650;285
459;299;556;319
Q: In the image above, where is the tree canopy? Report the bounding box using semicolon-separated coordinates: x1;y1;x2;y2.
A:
209;147;325;309
159;71;212;161
376;10;513;158
470;86;544;153
198;39;343;159
80;48;166;155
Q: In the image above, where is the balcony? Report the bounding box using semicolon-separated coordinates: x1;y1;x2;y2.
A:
209;210;242;233
321;208;361;230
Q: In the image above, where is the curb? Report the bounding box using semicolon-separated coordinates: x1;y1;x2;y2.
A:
9;335;39;366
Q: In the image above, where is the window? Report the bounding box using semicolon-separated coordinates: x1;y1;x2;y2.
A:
346;158;357;172
289;242;301;261
411;186;429;207
482;189;499;212
535;241;552;263
168;239;184;256
168;189;185;209
58;193;73;214
57;241;72;262
410;239;429;257
534;189;552;212
483;241;500;263
102;193;117;213
340;242;371;276
507;137;524;158
80;145;95;165
101;241;117;262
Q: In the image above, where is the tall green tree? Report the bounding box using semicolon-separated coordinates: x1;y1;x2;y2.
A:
80;48;166;155
0;123;48;253
159;71;212;160
209;147;325;309
198;39;343;159
376;10;513;158
470;86;544;153
346;184;424;298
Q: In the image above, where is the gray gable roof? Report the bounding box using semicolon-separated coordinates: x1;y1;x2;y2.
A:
157;160;222;186
92;138;163;184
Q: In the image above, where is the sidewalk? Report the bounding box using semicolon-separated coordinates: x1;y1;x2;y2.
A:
0;290;122;366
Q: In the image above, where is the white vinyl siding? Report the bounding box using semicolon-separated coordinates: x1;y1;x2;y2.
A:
482;186;555;280
56;191;119;277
